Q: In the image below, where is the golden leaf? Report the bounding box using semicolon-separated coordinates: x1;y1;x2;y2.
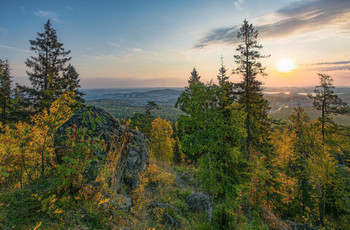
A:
33;221;42;230
97;198;110;208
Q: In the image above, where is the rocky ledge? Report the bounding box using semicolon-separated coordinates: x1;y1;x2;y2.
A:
54;106;149;192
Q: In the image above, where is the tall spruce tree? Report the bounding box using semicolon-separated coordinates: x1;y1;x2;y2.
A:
25;20;83;112
217;57;235;116
233;19;270;156
308;73;349;142
188;67;201;85
0;59;13;124
176;72;208;164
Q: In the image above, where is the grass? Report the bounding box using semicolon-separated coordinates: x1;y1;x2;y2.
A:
0;161;211;229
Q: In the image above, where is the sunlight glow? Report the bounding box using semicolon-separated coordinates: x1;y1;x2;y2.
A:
276;58;297;73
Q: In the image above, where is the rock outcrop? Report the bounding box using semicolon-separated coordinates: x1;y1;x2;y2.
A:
186;192;214;222
54;106;149;191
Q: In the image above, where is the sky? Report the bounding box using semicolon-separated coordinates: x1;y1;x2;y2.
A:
0;0;350;88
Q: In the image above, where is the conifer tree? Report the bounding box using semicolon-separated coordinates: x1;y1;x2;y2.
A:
130;101;160;137
61;64;85;106
0;59;13;124
188;67;201;85
176;69;206;164
24;20;83;112
233;19;270;156
308;73;349;142
172;122;183;164
177;66;245;227
11;84;30;122
217;57;235;117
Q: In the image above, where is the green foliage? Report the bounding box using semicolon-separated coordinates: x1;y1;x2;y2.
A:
177;62;246;201
177;63;249;229
188;67;201;85
0;59;13;124
233;19;271;155
308;73;349;142
0;92;76;187
130;101;160;137
22;20;84;114
60;64;86;108
87;99;183;121
173;128;184;164
56;124;106;195
1;18;350;230
271;105;349;228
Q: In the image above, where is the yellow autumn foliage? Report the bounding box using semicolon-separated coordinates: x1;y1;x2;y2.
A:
149;117;175;163
0;92;75;187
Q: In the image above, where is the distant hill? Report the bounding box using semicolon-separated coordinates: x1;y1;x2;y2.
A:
83;88;182;106
85;87;350;125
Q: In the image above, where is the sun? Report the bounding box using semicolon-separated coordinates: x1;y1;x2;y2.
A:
276;58;297;73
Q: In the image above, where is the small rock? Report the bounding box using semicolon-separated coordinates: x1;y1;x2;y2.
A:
186;192;214;222
109;195;132;212
149;201;181;214
176;175;186;189
163;213;180;228
149;201;171;210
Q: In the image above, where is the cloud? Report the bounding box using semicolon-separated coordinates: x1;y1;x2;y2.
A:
234;0;244;10
107;41;120;48
0;44;30;53
319;65;350;71
84;53;123;61
312;61;350;66
34;10;61;22
195;0;350;48
303;60;350;71
131;48;143;52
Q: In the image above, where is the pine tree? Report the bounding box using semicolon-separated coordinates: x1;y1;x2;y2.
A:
0;59;13;124
308;73;349;142
217;57;235;117
24;20;82;112
188;67;201;85
172;122;183;164
217;56;229;86
130;101;160;137
233;19;270;156
177;70;245;227
286;105;342;225
176;73;208;164
61;64;85;106
11;84;30;122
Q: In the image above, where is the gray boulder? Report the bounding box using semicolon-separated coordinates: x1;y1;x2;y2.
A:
186;192;214;222
54;106;149;191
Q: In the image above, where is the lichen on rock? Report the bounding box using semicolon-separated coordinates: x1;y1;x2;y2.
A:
54;106;149;192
